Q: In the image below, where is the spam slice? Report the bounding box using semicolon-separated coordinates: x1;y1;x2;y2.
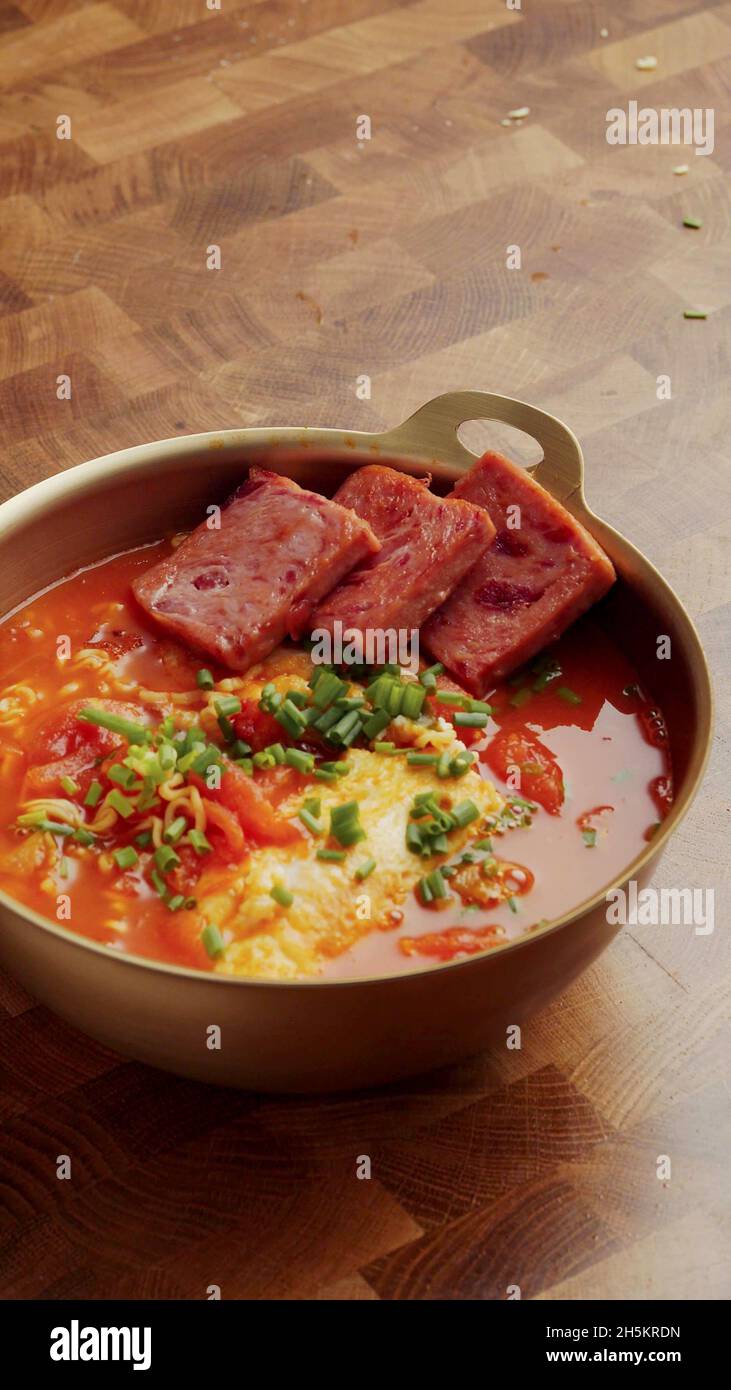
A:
133;468;380;672
422;451;616;693
313;465;495;637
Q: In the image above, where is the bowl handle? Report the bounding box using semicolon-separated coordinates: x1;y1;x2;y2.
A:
375;390;585;504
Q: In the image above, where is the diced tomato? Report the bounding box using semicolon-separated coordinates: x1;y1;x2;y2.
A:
157;905;212;971
231;700;285;753
22;698;146;798
191;764;302;847
400;923;503;962
166;844;207;897
201;799;246;858
483;726;564;815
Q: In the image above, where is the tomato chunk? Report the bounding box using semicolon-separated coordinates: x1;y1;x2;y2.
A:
22;698;146;797
192;764;302;847
483;726;564;815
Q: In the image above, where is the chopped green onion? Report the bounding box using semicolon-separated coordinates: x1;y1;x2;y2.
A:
201;923;225;957
135;829;152;848
155;843;180;874
330;800;365;847
362;708;391;739
683;216;702;229
400;683;427;718
214;695;241;717
107;789;135;819
217;714;235;742
113;845;138;870
275;698;308;739
72;827;95;846
270;881;294;907
452;800;480;828
166;894;186;912
303;796;321;816
469;700;492;714
84;779;104;808
683;308;707;319
507;895;519;913
228;739;251;760
557;686;582;705
582;828;597;848
406;752;439;766
426;868;448;899
316;848;346;862
59;775;79;796
164;816;188;844
454;711;488;728
354;857;376;881
473;837;493;851
77;706;149;744
285;747;315;774
437;751;452;779
311;671;348;709
196;668;215;689
190;744;223;777
108;763;137;788
298;807;322;835
188;829;212;855
33;818;74;836
373;741;398;755
286;688;309;708
318;760;352;778
434;690;467;707
509;688;532;708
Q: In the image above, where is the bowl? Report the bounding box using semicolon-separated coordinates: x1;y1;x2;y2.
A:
0;391;712;1091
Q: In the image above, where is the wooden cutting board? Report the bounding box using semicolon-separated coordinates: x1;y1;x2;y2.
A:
0;0;729;1301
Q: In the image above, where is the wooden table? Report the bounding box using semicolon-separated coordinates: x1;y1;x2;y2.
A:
0;0;729;1302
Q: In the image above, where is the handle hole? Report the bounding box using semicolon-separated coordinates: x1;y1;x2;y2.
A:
457;419;544;470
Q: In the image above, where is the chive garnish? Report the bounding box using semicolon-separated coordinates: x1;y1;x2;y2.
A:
316;848;346;862
113;845;138;870
582;828;597;847
201;923;225;958
454;711;488;728
34;818;74;836
557;686;582;705
354;857;376;881
188;829;212;855
406;752;439;765
196;669;215;690
77;706;150;744
107;789;135;819
84;779;103;807
330;800;366;847
509;688;532;708
434;690;467;707
270;881;294;907
163;816;188;844
154;843;180;874
298;807;322;835
285;747;315;774
60;775;79;796
72;827;95;846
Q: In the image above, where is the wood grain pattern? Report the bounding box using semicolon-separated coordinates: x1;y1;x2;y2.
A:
0;0;729;1302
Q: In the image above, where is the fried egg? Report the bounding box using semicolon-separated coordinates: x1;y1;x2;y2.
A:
197;746;503;980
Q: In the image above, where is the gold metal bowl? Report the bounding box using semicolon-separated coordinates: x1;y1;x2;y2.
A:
0;392;713;1091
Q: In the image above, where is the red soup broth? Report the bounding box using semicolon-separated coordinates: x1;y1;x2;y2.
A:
0;544;671;979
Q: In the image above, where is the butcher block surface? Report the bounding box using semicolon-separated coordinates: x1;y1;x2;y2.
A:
0;0;729;1303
